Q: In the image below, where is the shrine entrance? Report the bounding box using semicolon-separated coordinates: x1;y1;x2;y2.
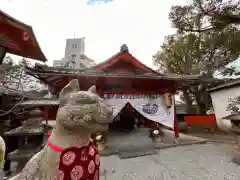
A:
109;103;136;132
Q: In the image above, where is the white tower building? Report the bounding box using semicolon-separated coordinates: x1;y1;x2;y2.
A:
53;37;96;69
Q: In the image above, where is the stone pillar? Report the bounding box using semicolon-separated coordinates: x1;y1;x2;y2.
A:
231;127;240;165
236;135;240;150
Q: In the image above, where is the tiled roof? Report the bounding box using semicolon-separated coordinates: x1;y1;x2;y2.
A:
208;78;240;92
18;99;59;106
0;86;23;96
0;10;47;62
25;64;201;81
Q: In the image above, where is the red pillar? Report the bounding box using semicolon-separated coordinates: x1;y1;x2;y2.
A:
98;86;103;98
173;95;179;137
97;78;105;98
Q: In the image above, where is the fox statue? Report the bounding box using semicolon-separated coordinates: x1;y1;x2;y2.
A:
9;79;113;180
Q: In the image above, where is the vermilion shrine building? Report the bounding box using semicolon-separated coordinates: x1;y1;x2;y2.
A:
0;10;47;63
24;45;201;137
0;10;47;125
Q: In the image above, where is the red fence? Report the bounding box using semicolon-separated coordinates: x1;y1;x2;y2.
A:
184;115;217;127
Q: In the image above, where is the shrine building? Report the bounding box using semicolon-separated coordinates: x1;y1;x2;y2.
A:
24;44;201;137
0;9;47;130
0;9;47;63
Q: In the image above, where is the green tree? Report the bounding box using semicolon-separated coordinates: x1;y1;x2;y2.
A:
169;0;240;33
153;0;240;114
168;0;240;74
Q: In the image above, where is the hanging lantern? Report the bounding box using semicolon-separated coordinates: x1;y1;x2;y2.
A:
164;93;172;108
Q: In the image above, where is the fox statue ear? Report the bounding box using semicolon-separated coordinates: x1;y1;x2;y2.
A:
59;79;79;106
88;85;97;94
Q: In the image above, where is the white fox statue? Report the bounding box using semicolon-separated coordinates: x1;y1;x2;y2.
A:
9;79;113;180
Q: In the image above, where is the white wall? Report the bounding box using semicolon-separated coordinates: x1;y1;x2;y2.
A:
210;85;240;131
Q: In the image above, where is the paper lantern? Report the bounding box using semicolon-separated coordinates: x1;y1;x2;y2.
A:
164;93;172;108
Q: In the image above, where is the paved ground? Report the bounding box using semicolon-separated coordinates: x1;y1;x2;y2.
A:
1;129;239;180
105;128;204;152
186;127;236;143
1;143;239;180
100;143;240;180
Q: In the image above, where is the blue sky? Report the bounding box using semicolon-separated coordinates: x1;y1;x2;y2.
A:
1;0;187;68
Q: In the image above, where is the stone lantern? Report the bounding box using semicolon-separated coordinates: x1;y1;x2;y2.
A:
4;109;52;172
222;112;240;165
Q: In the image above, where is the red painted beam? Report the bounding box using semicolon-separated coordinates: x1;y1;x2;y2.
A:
103;89;166;94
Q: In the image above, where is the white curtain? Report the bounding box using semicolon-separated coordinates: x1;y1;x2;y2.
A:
104;97;128;117
129;97;174;128
103;94;174;129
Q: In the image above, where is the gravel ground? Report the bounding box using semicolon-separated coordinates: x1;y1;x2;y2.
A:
1;143;239;180
100;143;240;180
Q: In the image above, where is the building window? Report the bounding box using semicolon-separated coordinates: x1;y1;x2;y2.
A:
71;54;76;61
72;44;77;48
79;63;85;68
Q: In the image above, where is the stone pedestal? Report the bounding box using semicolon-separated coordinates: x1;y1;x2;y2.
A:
16;160;29;173
4;109;48;172
8;148;41;173
236;135;240;149
230;127;240;165
222;113;240;165
96;141;106;151
153;135;162;143
232;148;240;165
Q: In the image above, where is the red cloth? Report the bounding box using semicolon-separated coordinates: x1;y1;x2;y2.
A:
56;141;100;180
48;131;52;137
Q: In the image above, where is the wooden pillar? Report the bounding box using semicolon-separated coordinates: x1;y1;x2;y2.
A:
97;78;105;98
98;86;103;98
173;95;179;138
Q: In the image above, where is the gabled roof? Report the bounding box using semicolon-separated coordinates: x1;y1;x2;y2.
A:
92;44;162;75
0;10;47;62
24;44;203;89
208;78;240;92
24;63;202;90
